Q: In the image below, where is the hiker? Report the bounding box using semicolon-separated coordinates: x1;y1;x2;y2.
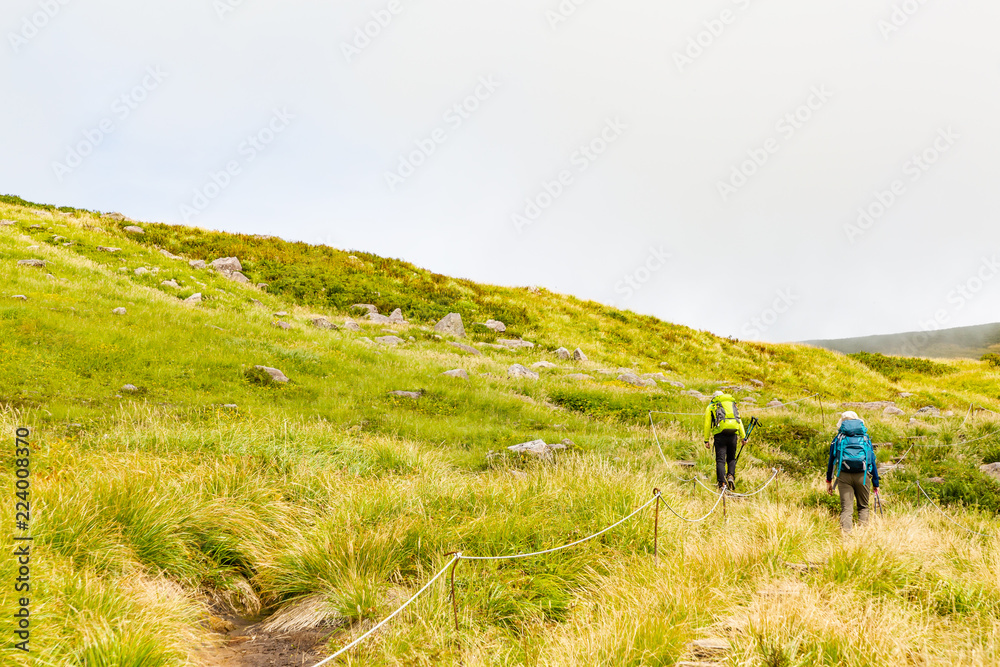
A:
826;411;880;532
703;391;747;491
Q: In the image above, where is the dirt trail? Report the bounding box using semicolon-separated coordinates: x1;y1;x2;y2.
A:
194;607;333;667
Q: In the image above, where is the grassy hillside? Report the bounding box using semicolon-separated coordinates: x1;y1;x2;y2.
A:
807;322;1000;360
2;196;999;666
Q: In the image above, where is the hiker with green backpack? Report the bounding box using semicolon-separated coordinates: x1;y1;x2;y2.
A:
703;391;747;491
826;410;880;533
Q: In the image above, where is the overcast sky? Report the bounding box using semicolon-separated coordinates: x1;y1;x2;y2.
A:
3;1;999;342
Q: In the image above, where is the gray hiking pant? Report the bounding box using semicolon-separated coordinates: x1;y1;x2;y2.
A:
836;472;870;533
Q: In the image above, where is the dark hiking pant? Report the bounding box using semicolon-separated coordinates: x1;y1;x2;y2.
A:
713;430;738;488
836;471;870;533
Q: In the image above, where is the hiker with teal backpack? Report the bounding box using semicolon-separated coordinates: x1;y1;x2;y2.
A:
826;410;880;532
703;391;747;491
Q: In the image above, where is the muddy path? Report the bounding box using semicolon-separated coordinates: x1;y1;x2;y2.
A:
195;606;334;667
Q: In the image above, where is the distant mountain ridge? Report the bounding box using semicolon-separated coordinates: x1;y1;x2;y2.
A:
807;321;1000;359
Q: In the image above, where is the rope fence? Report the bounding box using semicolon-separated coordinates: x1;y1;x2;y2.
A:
915;481;993;538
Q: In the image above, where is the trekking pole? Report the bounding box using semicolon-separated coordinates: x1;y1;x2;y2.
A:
874;488;883;516
734;417;759;467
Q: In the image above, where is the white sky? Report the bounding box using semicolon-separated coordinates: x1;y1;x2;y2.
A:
3;0;1000;342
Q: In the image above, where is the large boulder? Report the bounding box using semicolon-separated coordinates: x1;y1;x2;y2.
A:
434;313;466;337
508;364;539;380
254;366;289;383
448;342;482;356
573;348;588;361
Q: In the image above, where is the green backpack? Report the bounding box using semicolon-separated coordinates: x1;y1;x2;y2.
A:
711;395;741;432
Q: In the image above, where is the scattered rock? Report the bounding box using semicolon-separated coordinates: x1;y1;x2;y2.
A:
159;249;182;260
250;299;264;307
980;463;1000;483
123;225;144;234
210;257;243;273
916;406;941;417
565;373;594;381
448;342;482;356
508;364;539;380
484;319;506;332
184;293;203;304
841;401;896;410
682;389;708;401
497;338;534;350
531;361;558;370
668;380;685;388
121;384;139;393
256;283;268;290
351;304;378;314
221;404;238;410
366;313;393;324
0;219;15;226
572;347;587;361
749;379;764;387
273;321;292;330
112;307;127;315
740;397;757;404
642;372;668;382
766;400;784;408
310;317;337;330
118;267;129;273
97;246;120;253
106;212;126;221
617;373;656;388
161;279;180;288
883;406;905;417
28;224;44;230
226;271;250;284
11;295;27;301
134;267;149;276
274;311;288;317
388;308;405;323
554;347;571;360
254;366;289;383
442;369;469;380
943;410;955;417
508;439;559;460
375;336;404;346
434;313;466;337
189;259;207;270
17;259;46;268
342;319;361;331
899;392;914;398
388;390;422;399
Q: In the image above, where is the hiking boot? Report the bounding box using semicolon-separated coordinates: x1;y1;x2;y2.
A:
726;474;735;491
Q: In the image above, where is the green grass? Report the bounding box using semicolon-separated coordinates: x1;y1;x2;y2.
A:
1;198;1000;666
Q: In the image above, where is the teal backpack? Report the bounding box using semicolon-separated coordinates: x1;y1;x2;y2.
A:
834;419;874;482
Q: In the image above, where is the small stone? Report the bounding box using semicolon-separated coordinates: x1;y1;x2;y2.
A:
749;379;764;387
572;348;587;361
507;364;539;380
508;439;552;458
618;373;656;387
123;225;144;234
0;219;14;226
531;361;558;370
121;384;139;393
17;259;46;268
388;308;405;323
442;369;469;380
29;224;44;230
11;295;27;301
159;249;182;260
254;366;289;383
189;260;207;270
274;321;292;330
366;313;392;324
221;404;238;410
134;267;149;276
184;293;203;304
112;307;127;315
883;406;905;417
448;342;482;356
256;283;268;290
250;299;264;307
343;319;361;331
226;271;250;284
351;304;378;314
106;212;126;221
668;380;685;388
274;312;288;317
899;392;914;398
97;246;120;253
553;348;571;361
388;390;422;399
497;338;534;350
434;313;466;337
161;280;179;288
484;319;506;332
118;267;129;273
375;336;404;346
311;317;337;330
980;463;1000;483
766;400;784;408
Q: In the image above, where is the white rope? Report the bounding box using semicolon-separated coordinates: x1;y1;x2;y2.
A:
656;486;727;523
459;496;659;561
915;481;992;538
724;468;779;497
309;554;461;667
648;412;670;466
648;409;702;416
